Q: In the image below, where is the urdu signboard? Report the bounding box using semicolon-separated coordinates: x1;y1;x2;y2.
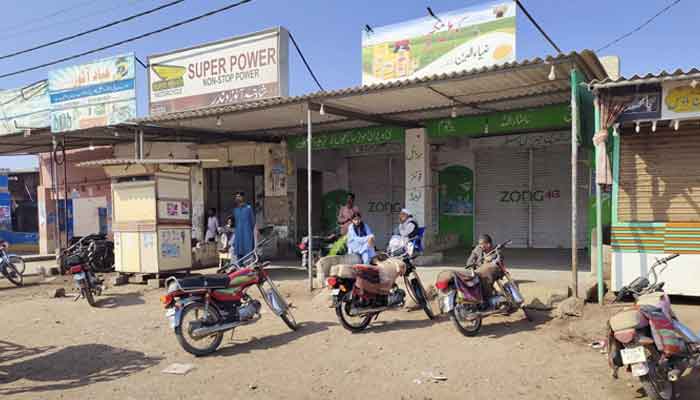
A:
148;27;289;115
48;54;137;133
0;80;50;136
361;1;516;85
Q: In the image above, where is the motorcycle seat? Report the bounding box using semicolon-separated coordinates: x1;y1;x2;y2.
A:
637;293;664;307
610;310;641;331
330;264;356;279
178;274;230;290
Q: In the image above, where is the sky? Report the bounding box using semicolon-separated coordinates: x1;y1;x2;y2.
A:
0;0;697;170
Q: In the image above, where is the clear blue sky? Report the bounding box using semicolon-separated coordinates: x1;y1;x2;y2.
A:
1;0;697;169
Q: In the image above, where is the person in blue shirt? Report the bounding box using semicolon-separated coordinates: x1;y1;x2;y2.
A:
347;212;376;264
232;191;256;261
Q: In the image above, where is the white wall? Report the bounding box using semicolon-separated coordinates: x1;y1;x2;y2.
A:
73;197;107;237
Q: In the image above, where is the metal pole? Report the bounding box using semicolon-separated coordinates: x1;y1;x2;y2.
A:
139;129;145;160
571;69;579;298
51;136;61;257
528;148;533;248
62;137;69;245
307;109;313;291
596;182;603;305
134;130;139;160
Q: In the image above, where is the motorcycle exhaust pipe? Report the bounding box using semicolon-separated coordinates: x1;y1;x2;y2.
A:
191;316;259;338
349;305;393;316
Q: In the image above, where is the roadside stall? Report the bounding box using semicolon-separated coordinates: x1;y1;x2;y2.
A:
592;72;700;296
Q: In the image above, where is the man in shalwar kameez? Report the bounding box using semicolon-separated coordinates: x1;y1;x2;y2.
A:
232;192;256;261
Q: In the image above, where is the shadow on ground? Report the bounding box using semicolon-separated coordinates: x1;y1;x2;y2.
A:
95;292;145;308
214;321;335;357
0;342;161;395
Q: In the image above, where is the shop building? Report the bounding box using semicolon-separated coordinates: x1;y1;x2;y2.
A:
592;71;700;296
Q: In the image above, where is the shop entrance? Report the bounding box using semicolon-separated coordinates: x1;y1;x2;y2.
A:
203;166;264;235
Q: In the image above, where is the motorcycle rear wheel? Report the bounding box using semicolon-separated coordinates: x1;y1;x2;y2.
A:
450;305;482;337
336;295;372;332
2;261;23;287
81;287;97;307
175;303;224;356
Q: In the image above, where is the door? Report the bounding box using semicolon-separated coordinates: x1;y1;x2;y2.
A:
475;148;529;248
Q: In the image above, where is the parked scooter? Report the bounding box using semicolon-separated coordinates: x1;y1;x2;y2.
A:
327;243;434;333
0;240;25;287
607;254;700;400
434;240;530;336
65;252;104;307
162;237;297;356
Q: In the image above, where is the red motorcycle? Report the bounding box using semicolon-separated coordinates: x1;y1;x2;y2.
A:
162;241;297;356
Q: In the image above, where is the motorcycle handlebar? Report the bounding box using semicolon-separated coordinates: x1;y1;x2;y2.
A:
664;254;680;262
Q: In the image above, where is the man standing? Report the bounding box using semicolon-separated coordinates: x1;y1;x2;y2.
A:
337;193;359;235
232;192;256;261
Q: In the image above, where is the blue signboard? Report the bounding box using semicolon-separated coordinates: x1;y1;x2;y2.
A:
48;53;136;133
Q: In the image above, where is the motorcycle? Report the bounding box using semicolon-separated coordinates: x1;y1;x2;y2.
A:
607;254;700;400
434;240;529;336
0;241;24;287
64;252;103;307
327;244;435;333
61;234;114;274
298;230;340;269
162;238;297;356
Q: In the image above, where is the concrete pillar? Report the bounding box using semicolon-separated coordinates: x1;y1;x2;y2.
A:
37;186;56;255
405;128;432;236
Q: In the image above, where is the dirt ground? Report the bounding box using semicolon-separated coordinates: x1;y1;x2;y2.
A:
1;269;699;400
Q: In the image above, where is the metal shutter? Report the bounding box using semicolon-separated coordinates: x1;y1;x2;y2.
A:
619;130;700;222
532;145;588;248
475;148;529;248
349;155;405;248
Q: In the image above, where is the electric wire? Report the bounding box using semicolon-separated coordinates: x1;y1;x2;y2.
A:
515;0;562;54
0;0;98;34
288;32;325;92
0;0;253;80
0;0;186;61
596;0;682;52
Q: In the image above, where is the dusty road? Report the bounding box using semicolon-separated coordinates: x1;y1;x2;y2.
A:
1;269;698;400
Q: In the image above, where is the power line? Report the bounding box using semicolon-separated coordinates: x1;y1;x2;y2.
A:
515;0;562;54
0;0;97;34
0;0;158;42
0;0;253;80
597;0;681;52
288;32;325;92
0;0;186;61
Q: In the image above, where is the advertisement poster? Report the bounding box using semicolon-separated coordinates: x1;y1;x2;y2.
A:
48;53;136;133
438;165;474;245
617;86;662;122
166;202;179;217
362;1;515;84
149;27;289;114
0;80;50;136
662;81;700;120
160;229;184;258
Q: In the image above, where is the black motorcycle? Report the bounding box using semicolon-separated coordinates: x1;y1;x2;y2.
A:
61;234;114;274
65;252;103;307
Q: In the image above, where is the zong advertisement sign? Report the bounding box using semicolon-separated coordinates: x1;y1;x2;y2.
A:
361;1;516;85
48;54;137;133
0;80;50;136
148;27;289;115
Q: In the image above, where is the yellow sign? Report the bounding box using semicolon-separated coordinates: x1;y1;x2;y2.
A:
665;86;700;113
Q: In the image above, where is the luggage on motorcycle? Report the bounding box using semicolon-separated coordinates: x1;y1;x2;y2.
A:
178;274;230;290
377;258;405;284
639;305;683;355
353;260;406;296
436;270;480;288
64;254;84;267
609;310;641;332
329;264;356;279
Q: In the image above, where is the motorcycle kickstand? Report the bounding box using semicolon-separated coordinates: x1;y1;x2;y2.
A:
229;328;236;342
73;292;82;302
372;312;380;322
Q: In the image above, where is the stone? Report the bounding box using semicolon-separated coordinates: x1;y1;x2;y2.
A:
524;297;551;311
49;267;61;276
48;288;66;298
555;297;585;319
111;274;129;286
584;275;608;303
147;278;163;290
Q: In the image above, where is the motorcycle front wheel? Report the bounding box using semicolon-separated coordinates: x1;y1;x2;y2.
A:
335;294;372;333
404;273;435;320
259;278;298;331
175;303;224;356
639;349;675;400
450;304;482;337
2;261;23;287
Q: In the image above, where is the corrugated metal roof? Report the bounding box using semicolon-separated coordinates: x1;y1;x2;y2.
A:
134;50;606;130
591;68;700;89
77;158;218;167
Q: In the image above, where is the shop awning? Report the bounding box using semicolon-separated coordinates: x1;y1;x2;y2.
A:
591;68;700;89
133;50;607;140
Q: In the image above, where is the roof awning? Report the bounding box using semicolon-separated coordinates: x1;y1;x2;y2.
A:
76;158;218;167
591;68;700;89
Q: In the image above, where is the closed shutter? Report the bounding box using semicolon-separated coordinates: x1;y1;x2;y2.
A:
475;148;529;247
619;130;700;222
349;155;405;247
532;145;588;248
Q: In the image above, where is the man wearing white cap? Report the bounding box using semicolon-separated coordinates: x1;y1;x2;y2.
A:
387;208;419;254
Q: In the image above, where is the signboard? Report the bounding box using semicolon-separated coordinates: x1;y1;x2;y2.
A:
48;54;136;133
0;81;50;136
361;1;516;85
662;81;700;120
148;27;289;114
287;126;404;151
426;104;570;138
0;192;10;231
